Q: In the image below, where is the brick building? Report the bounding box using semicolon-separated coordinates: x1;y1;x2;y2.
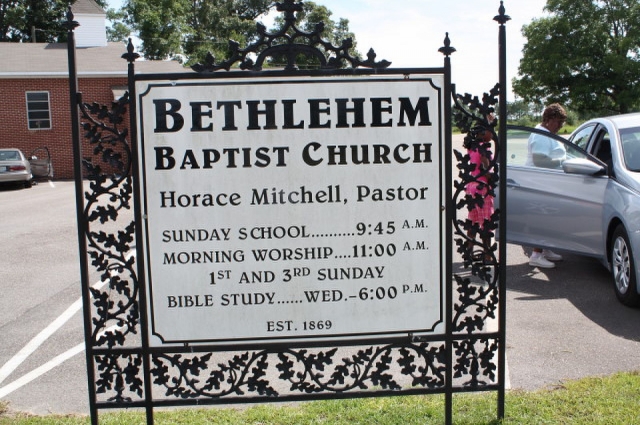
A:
0;0;184;179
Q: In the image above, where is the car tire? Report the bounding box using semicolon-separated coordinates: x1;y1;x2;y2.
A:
24;179;32;188
611;225;640;307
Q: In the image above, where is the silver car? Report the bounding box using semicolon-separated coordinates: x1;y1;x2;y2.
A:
0;148;33;188
505;113;640;307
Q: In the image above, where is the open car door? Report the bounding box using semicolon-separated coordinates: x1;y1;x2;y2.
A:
504;125;608;256
29;147;53;179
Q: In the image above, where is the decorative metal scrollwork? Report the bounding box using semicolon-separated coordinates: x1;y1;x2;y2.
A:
191;0;390;73
95;353;144;403
451;84;501;333
79;94;139;349
148;343;447;401
453;337;499;388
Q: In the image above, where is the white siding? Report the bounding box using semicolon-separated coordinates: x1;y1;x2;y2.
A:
75;14;107;48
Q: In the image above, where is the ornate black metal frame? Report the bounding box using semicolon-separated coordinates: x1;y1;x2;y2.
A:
66;1;509;424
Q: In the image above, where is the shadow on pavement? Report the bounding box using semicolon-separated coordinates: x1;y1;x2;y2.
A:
505;246;640;343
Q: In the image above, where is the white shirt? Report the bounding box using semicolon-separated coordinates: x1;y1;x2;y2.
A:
525;124;566;167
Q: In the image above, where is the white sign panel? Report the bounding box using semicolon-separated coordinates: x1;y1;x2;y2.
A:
136;75;446;345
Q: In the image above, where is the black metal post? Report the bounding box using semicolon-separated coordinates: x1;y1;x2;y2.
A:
65;7;98;425
122;40;154;425
439;33;456;425
494;1;510;420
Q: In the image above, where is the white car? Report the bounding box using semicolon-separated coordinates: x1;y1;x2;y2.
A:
505;113;640;307
0;148;32;188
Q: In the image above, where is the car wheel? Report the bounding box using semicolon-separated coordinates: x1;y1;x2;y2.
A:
24;179;32;188
611;225;639;307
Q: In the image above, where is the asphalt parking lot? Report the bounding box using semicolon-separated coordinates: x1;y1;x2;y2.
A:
0;179;639;415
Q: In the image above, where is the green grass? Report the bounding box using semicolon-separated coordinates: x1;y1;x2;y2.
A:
2;371;639;424
558;125;577;135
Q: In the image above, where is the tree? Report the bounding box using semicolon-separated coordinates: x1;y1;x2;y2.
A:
0;0;22;41
513;0;640;115
506;99;536;124
0;0;111;43
106;6;132;43
0;0;87;42
120;0;274;63
118;0;359;67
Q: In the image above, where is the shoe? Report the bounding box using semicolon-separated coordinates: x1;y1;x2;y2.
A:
529;252;555;269
542;249;563;261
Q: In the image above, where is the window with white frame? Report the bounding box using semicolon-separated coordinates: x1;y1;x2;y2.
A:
26;91;51;130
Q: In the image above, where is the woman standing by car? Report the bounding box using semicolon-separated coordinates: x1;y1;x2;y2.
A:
526;103;568;268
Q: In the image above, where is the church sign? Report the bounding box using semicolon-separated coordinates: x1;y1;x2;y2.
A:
137;76;446;345
67;2;509;424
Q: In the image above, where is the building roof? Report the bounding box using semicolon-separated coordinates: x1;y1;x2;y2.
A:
72;0;105;15
0;42;186;78
0;0;187;78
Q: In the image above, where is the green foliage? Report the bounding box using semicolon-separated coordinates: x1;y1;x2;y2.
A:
116;0;359;67
0;0;68;42
119;0;273;63
0;0;24;41
106;6;131;43
0;0;112;43
513;0;640;115
506;99;533;122
120;0;187;60
1;372;639;424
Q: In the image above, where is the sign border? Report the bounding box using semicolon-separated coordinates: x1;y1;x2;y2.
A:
136;74;448;346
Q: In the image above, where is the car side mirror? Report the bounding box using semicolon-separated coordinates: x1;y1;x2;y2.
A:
562;158;605;176
30;156;38;160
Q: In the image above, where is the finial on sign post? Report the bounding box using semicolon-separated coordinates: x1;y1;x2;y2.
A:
493;1;511;25
438;32;456;57
64;7;79;32
121;38;140;63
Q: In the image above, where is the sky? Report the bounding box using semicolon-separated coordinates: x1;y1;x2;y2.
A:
106;0;549;100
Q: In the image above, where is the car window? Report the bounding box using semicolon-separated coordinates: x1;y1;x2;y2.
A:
506;126;592;170
591;130;612;167
620;126;640;172
505;128;532;166
570;125;596;150
0;150;20;161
